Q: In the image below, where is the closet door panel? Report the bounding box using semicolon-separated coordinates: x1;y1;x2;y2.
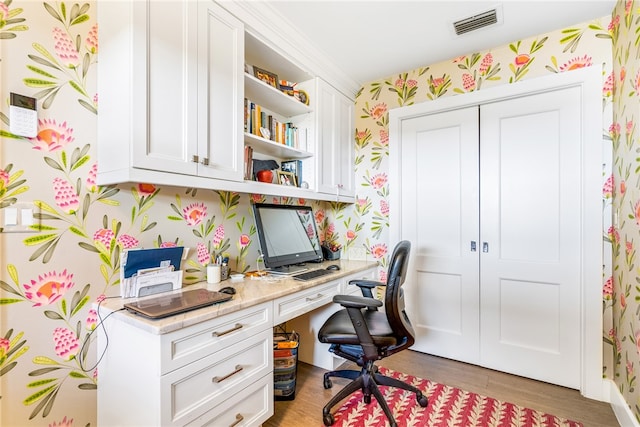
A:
479;87;581;389
400;106;480;363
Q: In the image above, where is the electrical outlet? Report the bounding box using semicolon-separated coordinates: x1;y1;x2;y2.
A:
0;202;40;233
348;247;366;261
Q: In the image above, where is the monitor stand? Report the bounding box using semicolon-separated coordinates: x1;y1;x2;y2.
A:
268;264;308;276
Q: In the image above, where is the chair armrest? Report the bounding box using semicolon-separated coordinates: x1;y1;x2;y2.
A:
332;294;382;360
348;279;384;307
333;294;383;309
348;279;383;289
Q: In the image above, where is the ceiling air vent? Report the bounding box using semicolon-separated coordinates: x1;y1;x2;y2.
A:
453;8;499;36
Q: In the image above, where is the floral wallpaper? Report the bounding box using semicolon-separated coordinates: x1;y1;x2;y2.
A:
0;0;629;426
608;0;640;419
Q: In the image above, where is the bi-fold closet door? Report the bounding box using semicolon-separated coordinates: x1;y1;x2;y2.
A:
399;87;582;389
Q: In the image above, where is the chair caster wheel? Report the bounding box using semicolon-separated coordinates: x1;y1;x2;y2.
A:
416;393;428;407
323;376;332;389
323;413;335;426
364;395;371;404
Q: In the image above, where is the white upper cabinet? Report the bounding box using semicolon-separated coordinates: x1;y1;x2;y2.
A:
97;0;357;202
98;1;243;185
316;79;355;198
197;1;244;181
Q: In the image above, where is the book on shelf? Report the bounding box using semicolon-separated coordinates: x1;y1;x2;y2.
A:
244;145;254;180
281;160;302;187
244;98;303;149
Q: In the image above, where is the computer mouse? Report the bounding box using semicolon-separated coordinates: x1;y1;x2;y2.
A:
326;264;340;271
219;286;236;295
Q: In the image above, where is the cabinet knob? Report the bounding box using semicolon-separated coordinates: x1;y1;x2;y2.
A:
201;157;209;166
192;155;199;163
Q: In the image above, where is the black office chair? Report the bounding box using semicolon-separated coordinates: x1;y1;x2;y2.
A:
317;240;428;427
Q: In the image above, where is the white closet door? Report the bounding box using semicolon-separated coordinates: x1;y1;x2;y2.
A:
400;106;481;363
479;87;582;388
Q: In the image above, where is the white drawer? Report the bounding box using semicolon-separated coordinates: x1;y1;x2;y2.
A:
273;281;339;324
162;328;273;426
160;302;272;374
184;373;273;427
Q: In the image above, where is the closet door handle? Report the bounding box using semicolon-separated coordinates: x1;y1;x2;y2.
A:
482;242;489;253
471;241;477;252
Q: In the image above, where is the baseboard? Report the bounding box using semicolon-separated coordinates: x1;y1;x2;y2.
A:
608;379;639;427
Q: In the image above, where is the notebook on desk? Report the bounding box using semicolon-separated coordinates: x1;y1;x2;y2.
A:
123;288;232;319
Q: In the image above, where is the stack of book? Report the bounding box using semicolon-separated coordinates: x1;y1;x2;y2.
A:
244;98;303;148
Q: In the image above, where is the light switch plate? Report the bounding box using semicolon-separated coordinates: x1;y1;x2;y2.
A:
0;202;40;233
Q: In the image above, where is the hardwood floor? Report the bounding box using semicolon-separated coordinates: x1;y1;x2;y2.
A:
264;350;619;427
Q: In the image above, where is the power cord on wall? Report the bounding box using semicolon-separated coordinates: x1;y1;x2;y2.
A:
77;296;125;373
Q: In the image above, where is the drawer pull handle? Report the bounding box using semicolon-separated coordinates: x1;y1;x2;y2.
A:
229;414;244;427
212;323;243;337
306;293;324;302
212;365;243;383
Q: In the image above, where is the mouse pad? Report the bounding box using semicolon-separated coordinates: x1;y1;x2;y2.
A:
123;288;232;319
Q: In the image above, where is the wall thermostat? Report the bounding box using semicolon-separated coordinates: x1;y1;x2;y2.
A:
9;92;38;138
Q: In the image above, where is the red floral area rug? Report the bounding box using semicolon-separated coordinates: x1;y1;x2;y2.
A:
327;367;583;427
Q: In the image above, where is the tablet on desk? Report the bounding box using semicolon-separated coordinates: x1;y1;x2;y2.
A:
123;288;232;319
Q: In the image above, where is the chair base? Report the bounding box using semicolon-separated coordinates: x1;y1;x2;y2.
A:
322;361;428;427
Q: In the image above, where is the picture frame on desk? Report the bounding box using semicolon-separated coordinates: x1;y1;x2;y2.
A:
253;66;279;89
277;170;297;186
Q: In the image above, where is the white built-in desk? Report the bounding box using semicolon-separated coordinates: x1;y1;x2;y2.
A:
96;260;377;427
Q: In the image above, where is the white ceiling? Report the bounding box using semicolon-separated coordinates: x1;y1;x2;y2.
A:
265;0;616;85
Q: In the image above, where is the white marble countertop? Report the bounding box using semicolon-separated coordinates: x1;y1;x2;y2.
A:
96;259;378;335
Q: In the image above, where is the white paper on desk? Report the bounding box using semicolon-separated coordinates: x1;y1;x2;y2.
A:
134;270;183;298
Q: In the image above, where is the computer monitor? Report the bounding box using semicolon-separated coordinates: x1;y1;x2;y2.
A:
251;203;323;274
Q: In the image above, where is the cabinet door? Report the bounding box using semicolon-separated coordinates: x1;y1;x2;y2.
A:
132;1;199;175
316;80;355;198
479;87;581;389
197;1;244;181
399;106;481;363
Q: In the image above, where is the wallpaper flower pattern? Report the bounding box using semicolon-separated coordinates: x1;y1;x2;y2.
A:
0;0;630;425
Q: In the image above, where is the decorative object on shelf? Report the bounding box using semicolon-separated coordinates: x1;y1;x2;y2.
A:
256;169;274;183
295;89;309;105
279;79;296;96
260;127;271;139
277;170;297;186
253;66;278;88
281;160;302;188
252;159;279;182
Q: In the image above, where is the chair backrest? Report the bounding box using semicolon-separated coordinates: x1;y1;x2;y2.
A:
383;240;415;352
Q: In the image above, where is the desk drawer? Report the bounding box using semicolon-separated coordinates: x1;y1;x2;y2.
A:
163;328;272;426
161;302;272;374
184;373;273;427
273;281;339;325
